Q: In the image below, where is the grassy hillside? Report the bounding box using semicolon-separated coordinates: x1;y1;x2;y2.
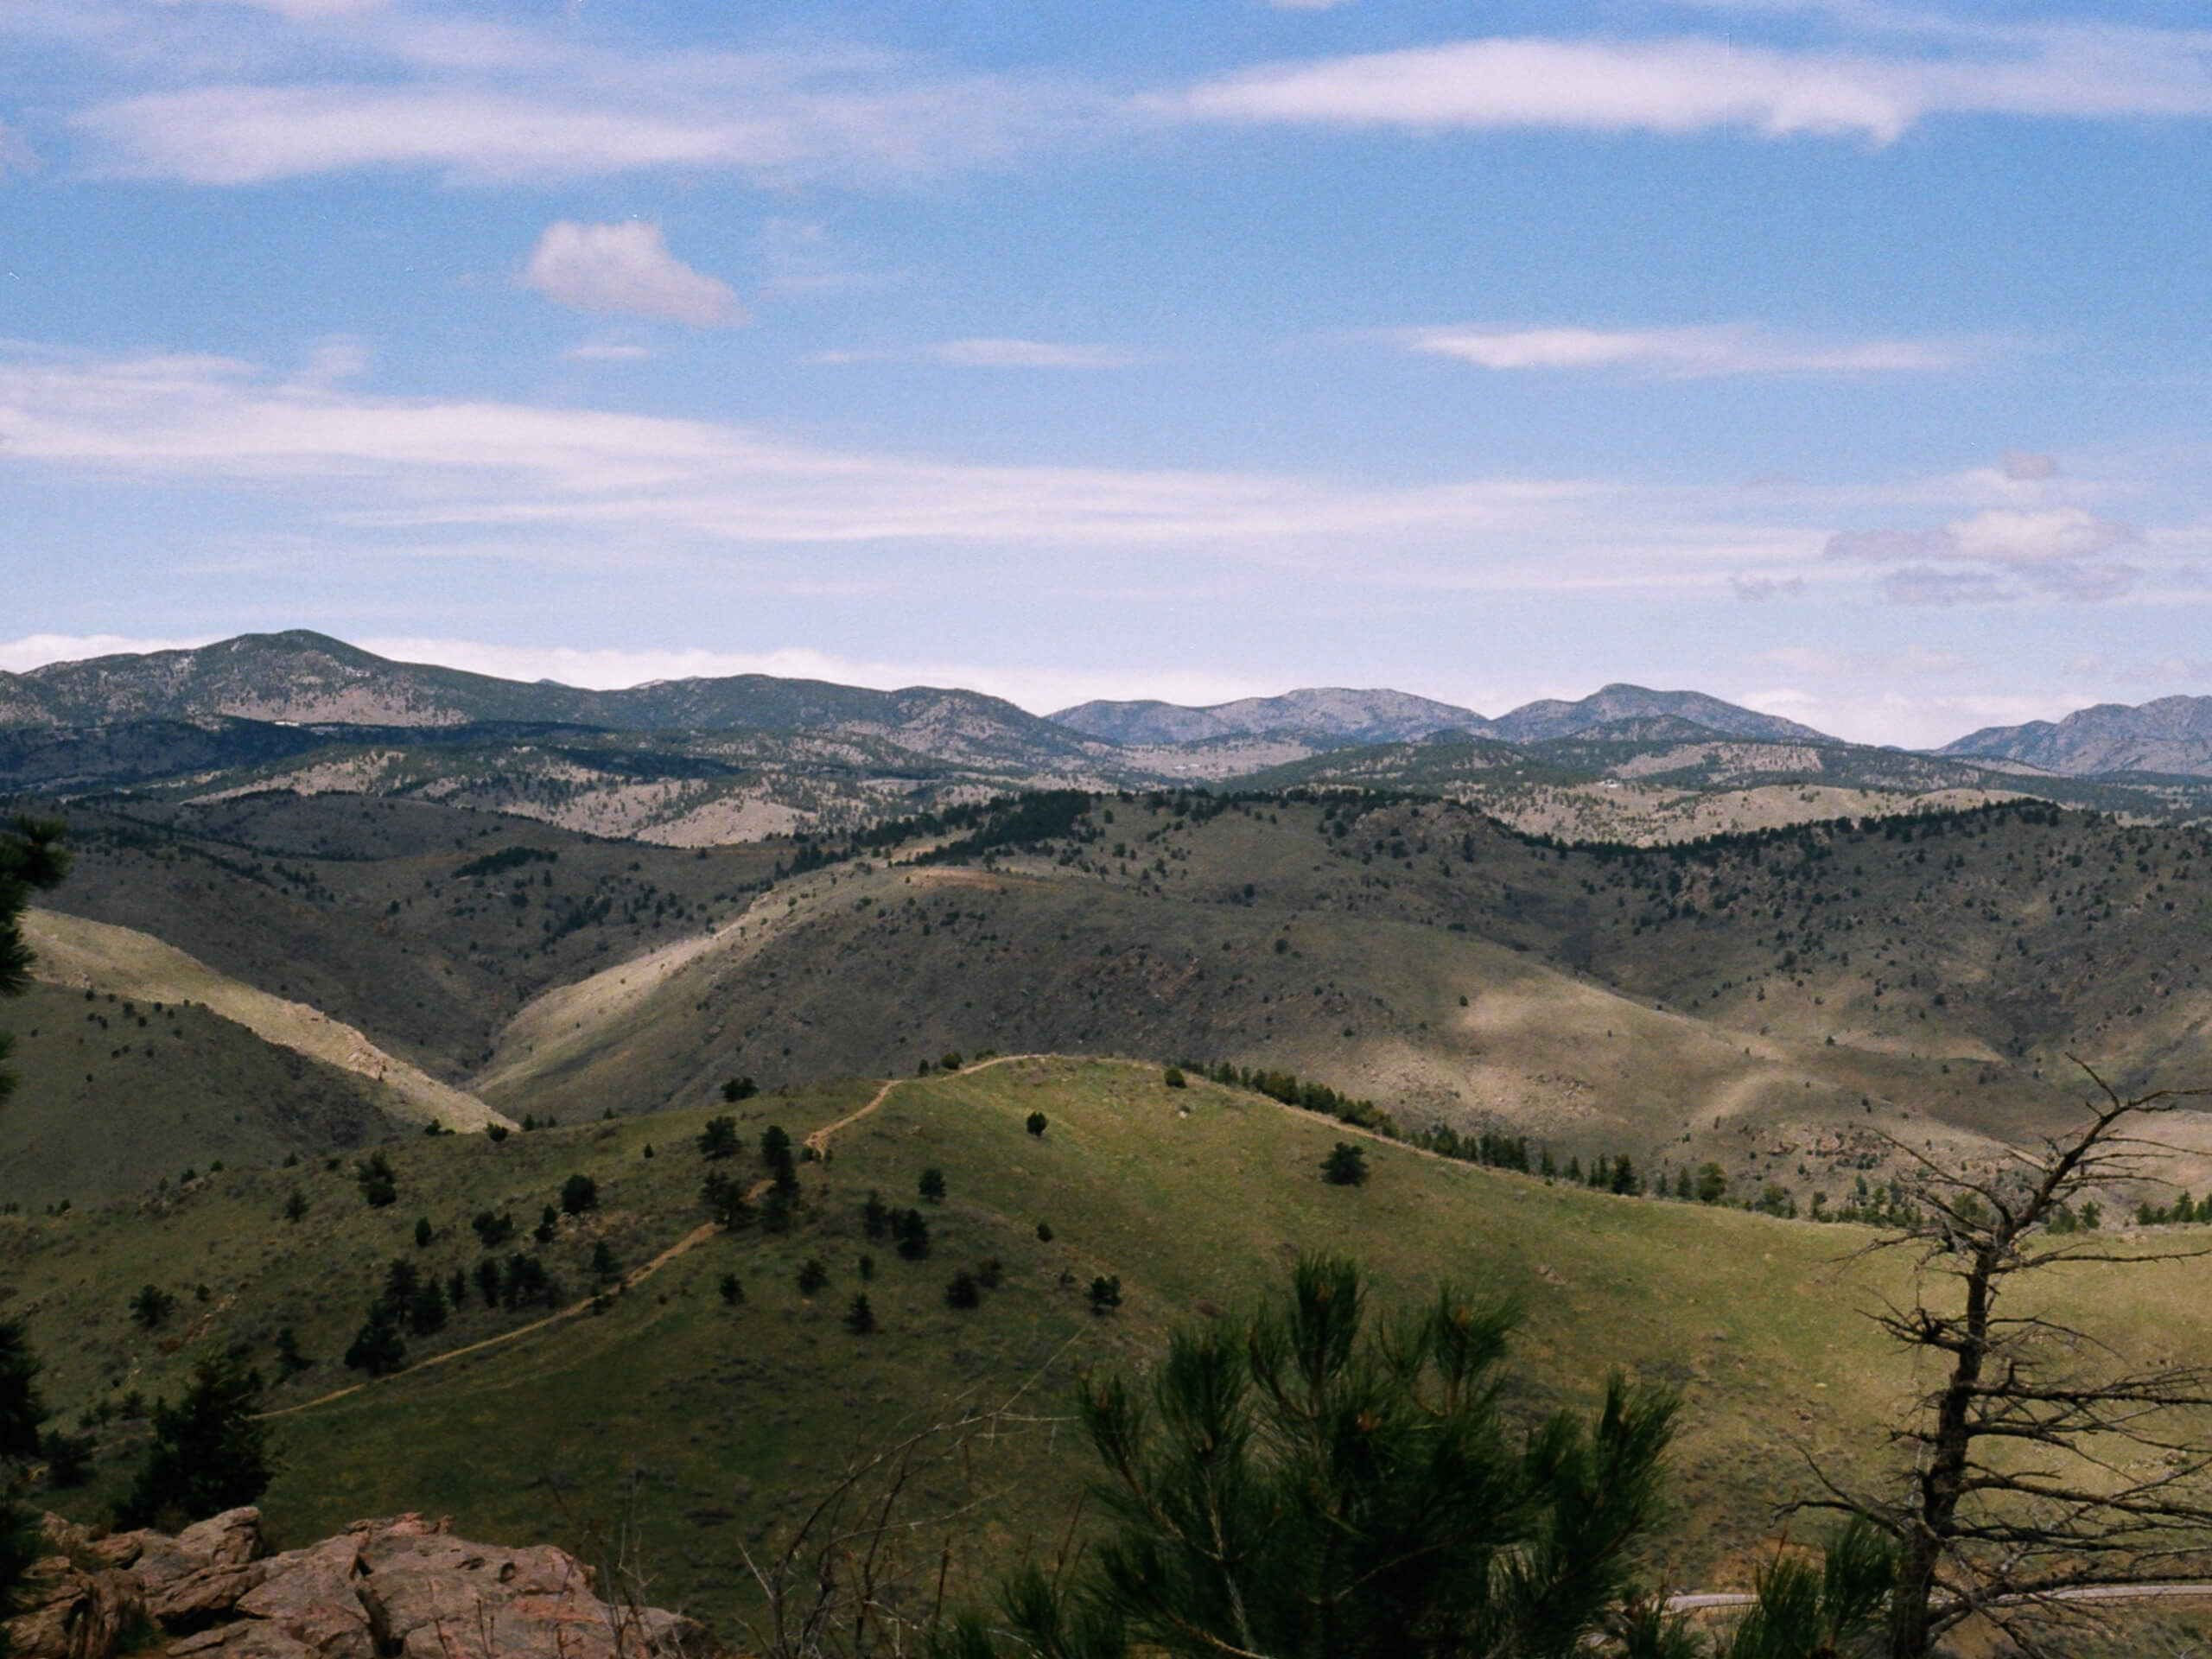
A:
477;794;2212;1209
10;1057;2212;1639
27;786;2212;1213
0;982;395;1210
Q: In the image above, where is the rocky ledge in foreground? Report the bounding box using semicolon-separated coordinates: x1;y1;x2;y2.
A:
7;1508;709;1659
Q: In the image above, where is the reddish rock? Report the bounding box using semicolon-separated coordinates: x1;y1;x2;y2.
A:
3;1511;708;1659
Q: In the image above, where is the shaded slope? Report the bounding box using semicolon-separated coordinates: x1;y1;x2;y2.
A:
21;908;510;1131
36;797;783;1079
0;980;395;1209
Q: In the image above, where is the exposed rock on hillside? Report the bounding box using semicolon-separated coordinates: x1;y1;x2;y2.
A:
6;1508;708;1659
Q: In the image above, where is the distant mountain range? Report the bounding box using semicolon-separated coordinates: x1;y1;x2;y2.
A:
1051;682;1834;747
1942;696;2212;779
6;632;2212;790
0;631;1095;772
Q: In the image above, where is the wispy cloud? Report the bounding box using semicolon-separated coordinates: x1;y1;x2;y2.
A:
0;346;1599;554
1826;505;2144;604
563;342;653;363
930;339;1135;369
1406;323;1971;378
524;221;743;328
1173;25;2212;144
70;35;1102;185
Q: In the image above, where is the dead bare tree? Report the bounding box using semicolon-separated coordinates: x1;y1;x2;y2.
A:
1810;1062;2212;1658
735;1375;1069;1659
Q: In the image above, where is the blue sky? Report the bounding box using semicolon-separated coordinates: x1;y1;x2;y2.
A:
5;0;2212;744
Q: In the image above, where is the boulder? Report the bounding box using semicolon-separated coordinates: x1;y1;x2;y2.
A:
3;1512;709;1659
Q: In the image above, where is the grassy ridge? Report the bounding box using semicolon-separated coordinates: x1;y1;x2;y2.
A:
10;1057;2212;1639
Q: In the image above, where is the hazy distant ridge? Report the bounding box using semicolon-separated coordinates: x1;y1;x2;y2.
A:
1941;696;2212;779
1052;682;1836;747
1051;687;1488;746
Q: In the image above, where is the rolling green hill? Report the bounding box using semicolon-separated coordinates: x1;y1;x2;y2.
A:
8;1056;2211;1643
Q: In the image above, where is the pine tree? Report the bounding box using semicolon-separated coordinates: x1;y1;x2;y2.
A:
345;1305;407;1376
118;1349;280;1528
964;1255;1677;1659
698;1114;741;1159
0;1318;48;1465
1322;1141;1369;1185
844;1294;875;1336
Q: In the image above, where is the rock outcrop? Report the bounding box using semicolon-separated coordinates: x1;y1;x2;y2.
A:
6;1510;709;1659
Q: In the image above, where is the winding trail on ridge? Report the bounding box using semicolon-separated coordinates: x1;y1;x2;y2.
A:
265;1054;1050;1420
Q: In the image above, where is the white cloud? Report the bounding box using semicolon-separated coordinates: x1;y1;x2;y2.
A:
928;339;1135;370
1407;323;1968;378
2002;449;2058;481
523;222;743;328
0;632;219;673
1173;25;2212;144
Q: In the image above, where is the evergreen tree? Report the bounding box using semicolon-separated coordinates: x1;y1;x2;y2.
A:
414;1217;434;1248
895;1209;931;1260
944;1270;982;1310
130;1284;176;1330
698;1115;741;1160
560;1173;598;1214
345;1305;407;1376
844;1294;875;1335
356;1152;397;1208
118;1349;280;1528
797;1258;830;1296
702;1170;755;1229
474;1257;503;1309
0;817;69;1119
407;1274;448;1337
1026;1112;1049;1137
1322;1141;1370;1186
919;1166;947;1203
0;1319;47;1465
1087;1274;1122;1315
36;1428;92;1490
718;1273;745;1306
962;1255;1676;1659
274;1327;311;1379
283;1189;308;1224
861;1189;890;1239
590;1240;620;1281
